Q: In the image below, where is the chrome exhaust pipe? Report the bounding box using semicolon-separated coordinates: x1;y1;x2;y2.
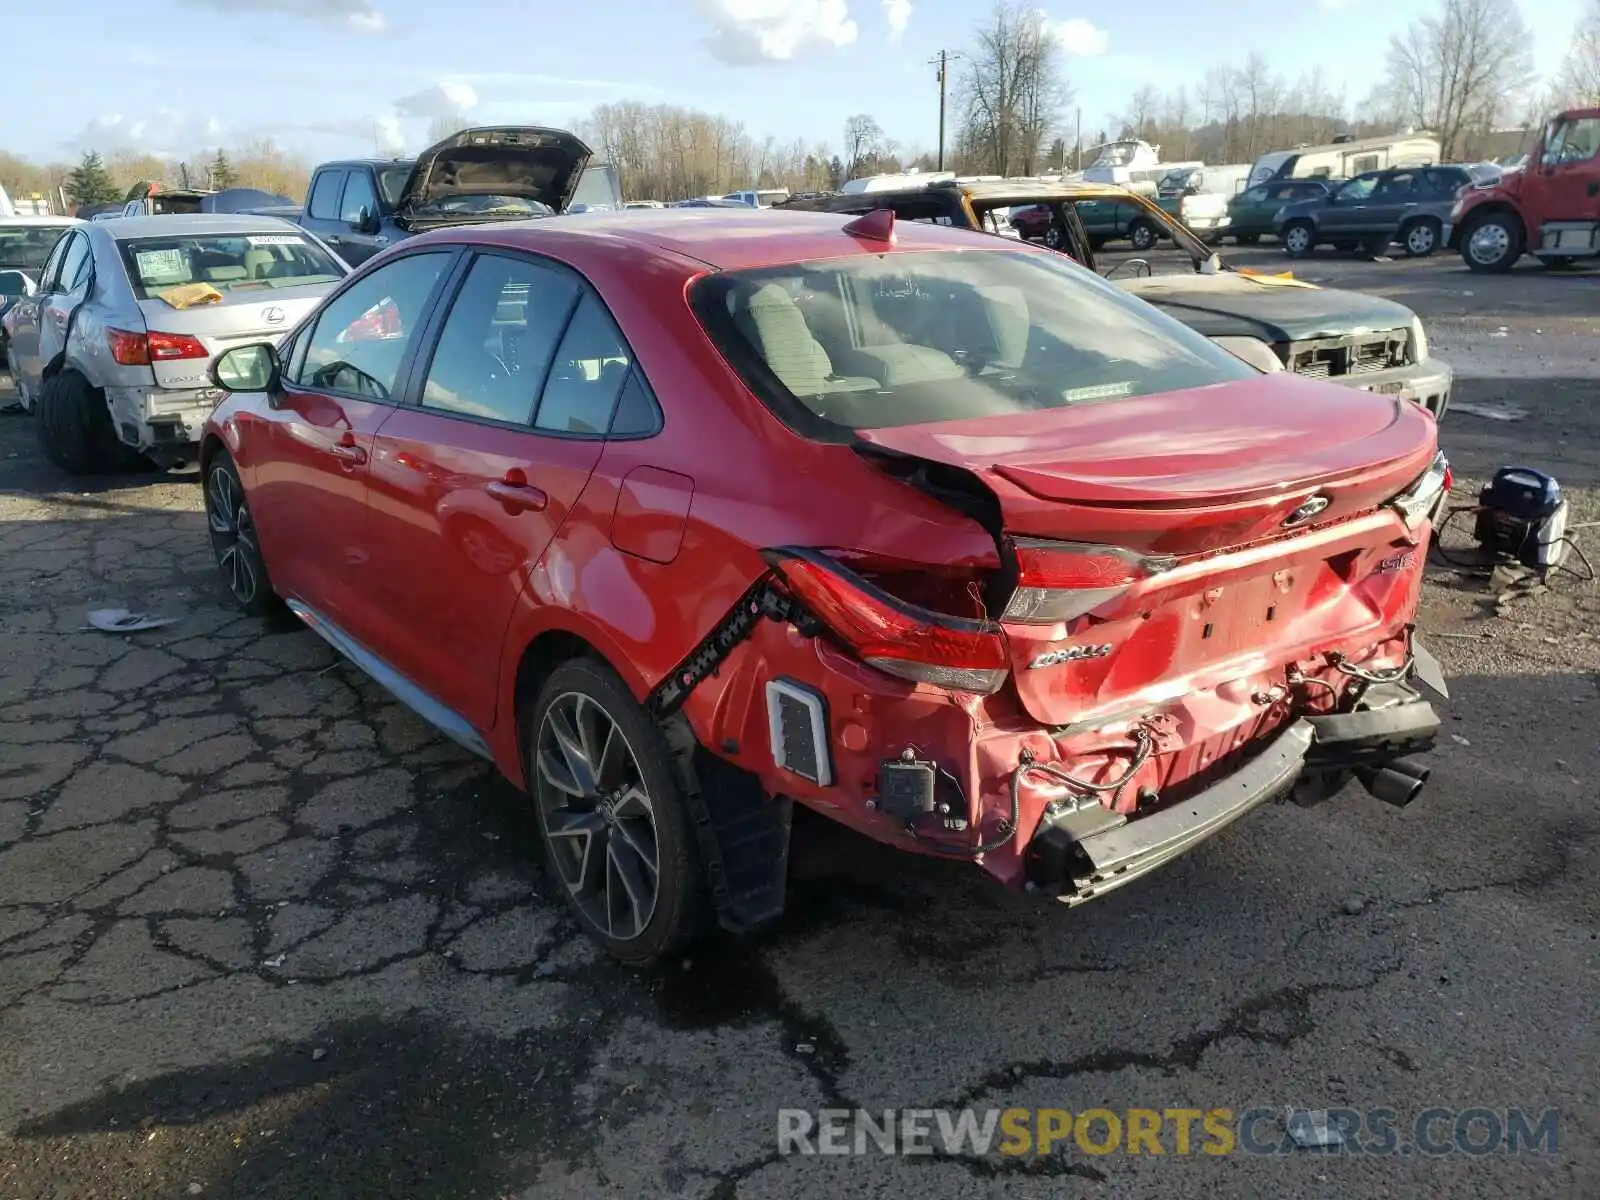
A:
1355;759;1430;808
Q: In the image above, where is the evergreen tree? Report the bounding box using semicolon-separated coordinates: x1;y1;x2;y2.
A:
66;151;118;206
827;155;844;190
210;150;237;190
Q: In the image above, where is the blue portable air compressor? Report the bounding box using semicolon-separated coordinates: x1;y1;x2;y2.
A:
1472;467;1568;572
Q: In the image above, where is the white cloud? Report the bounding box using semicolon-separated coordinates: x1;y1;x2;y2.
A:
1046;16;1109;56
179;0;391;35
302;116;408;153
393;82;481;120
66;111;225;158
700;0;859;65
883;0;912;41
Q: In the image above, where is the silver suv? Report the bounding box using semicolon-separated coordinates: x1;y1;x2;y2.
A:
4;214;348;472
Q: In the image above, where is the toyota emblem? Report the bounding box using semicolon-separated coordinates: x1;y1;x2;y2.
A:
1282;495;1331;528
263;306;285;325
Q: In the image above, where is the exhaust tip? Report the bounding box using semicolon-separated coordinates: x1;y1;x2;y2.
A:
1355;762;1428;808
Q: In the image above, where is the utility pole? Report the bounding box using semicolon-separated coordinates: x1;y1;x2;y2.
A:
930;50;962;171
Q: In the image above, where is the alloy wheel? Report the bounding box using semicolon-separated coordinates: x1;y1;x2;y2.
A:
1285;226;1311;254
1406;223;1437;255
535;691;661;942
206;466;260;605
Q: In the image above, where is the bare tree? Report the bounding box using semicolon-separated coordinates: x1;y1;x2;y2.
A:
842;114;884;179
957;1;1071;176
1556;0;1600;106
1119;85;1160;140
1382;0;1535;159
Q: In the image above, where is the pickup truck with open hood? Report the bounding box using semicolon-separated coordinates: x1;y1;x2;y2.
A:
256;126;624;265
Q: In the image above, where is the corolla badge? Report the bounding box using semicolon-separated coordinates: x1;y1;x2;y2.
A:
262;306;286;325
1028;643;1114;670
1282;494;1331;528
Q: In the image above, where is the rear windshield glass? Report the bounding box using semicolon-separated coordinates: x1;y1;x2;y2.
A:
690;248;1255;433
117;231;345;299
0;224;73;273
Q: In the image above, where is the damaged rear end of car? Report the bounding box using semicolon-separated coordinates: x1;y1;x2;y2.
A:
666;228;1449;915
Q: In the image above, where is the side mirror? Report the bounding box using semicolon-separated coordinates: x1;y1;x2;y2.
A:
0;269;34;299
211;342;281;394
353;206;380;235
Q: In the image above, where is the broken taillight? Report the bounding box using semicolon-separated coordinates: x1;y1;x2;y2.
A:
1388;451;1450;530
763;548;1010;694
1002;538;1177;624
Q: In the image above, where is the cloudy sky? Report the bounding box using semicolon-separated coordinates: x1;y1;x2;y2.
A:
6;0;1585;163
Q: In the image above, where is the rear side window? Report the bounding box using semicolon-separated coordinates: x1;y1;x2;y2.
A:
308;170;346;221
420;254;579;425
534;294;632;435
690;248;1253;435
56;234;91;292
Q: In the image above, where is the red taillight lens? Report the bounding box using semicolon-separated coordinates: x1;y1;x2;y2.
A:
107;328;150;365
763;548;1010;694
106;329;209;365
146;331;210;360
1003;538;1176;624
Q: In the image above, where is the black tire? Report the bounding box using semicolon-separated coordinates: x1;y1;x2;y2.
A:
1461;211;1523;274
1127;221;1158;252
1281;221;1316;258
1235;233;1261;245
35;369;138;474
204;449;283;617
526;658;704;965
1400;218;1440;258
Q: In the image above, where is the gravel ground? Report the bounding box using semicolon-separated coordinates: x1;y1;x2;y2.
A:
1;250;1596;1198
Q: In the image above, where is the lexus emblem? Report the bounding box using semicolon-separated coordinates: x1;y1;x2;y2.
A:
263;306;286;325
1282;495;1331;528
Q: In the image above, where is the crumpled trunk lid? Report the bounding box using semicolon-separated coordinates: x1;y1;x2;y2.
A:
856;375;1438;725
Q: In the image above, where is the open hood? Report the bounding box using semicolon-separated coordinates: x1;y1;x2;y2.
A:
397;126;594;217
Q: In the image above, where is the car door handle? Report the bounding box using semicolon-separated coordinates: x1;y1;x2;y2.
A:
328;432;367;465
486;469;547;513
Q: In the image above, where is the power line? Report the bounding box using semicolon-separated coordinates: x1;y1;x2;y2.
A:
929;50;963;171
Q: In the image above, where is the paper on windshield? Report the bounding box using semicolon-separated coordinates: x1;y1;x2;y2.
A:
135;248;188;284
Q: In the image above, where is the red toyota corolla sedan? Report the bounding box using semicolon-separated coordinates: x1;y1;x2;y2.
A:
200;207;1451;963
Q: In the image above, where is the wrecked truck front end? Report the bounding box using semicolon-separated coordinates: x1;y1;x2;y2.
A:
676;239;1450;909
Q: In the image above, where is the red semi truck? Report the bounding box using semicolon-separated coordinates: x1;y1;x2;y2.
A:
1449;107;1600;273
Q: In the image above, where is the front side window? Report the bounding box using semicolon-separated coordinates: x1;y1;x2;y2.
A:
294;252;450;399
421;254;579;425
1543;117;1600;165
1239;186;1269;204
691;248;1254;434
341;171;379;225
117;232;345;299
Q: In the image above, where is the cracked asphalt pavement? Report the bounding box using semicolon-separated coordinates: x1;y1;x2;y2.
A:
1;253;1597;1198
